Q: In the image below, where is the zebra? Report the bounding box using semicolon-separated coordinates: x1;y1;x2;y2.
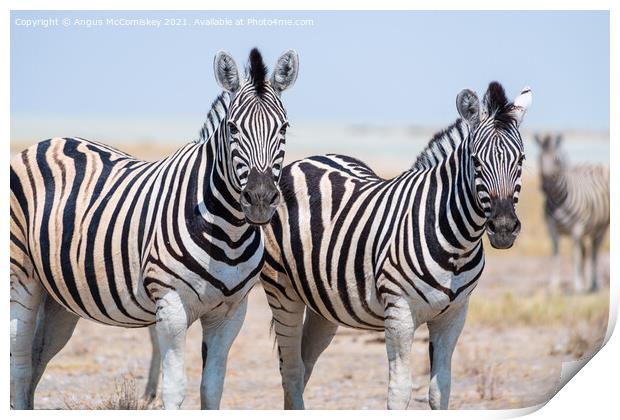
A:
535;134;610;293
259;82;532;409
10;48;299;409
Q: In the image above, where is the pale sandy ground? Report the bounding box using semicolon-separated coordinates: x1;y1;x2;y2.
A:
32;254;609;410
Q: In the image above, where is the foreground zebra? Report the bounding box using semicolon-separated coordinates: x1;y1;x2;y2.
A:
10;48;299;409
535;134;610;293
260;82;532;409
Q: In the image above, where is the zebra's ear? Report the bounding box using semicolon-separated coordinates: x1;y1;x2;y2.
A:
271;50;299;94
214;51;240;93
456;89;481;129
511;86;532;127
534;134;543;146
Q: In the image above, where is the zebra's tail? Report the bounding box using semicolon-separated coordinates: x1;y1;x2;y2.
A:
10;154;34;285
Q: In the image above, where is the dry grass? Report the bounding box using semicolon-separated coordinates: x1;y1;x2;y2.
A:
476;362;498;401
467;291;609;328
64;374;160;410
555;309;608;360
460;346;500;402
565;330;592;359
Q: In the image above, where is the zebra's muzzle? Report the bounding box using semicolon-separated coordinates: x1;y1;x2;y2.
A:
486;198;521;249
240;168;280;226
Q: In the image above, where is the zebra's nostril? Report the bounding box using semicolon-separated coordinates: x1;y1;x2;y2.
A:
487;220;496;233
512;220;522;235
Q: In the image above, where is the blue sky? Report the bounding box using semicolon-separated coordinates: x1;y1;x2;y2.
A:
10;10;609;142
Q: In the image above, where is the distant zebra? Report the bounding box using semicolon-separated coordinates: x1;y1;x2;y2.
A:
10;48;299;409
260;82;531;409
535;134;610;293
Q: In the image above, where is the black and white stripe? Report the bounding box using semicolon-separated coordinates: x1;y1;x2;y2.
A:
260;82;532;409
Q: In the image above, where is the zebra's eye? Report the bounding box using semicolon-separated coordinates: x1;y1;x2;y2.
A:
279;124;288;136
471;155;482;170
228;123;239;135
518;154;526;165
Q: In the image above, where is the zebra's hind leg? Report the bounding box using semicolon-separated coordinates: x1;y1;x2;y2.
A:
301;309;338;387
589;232;606;293
144;325;161;401
10;269;44;409
28;293;79;408
382;295;416;410
199;297;248;409
261;266;307;409
155;291;188;409
572;236;587;293
427;300;469;410
273;300;305;409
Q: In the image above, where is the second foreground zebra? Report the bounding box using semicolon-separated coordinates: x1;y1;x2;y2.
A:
261;82;532;409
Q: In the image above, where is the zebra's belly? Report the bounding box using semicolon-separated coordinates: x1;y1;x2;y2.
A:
293;274;478;331
290;272;386;331
285;261;482;331
36;267;157;328
34;256;261;329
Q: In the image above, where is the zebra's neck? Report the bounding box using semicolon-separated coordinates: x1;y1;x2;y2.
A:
453;136;487;236
413;121;487;262
187;93;249;230
195;90;242;194
541;169;568;211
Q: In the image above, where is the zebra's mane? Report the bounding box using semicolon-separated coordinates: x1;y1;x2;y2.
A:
247;48;268;96
483;81;514;126
411;119;468;170
195;91;231;144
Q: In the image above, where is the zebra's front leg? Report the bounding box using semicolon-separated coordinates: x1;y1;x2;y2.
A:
155;291;188;409
144;325;161;401
383;296;415;410
427;300;468;410
301;309;338;387
200;298;248;409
